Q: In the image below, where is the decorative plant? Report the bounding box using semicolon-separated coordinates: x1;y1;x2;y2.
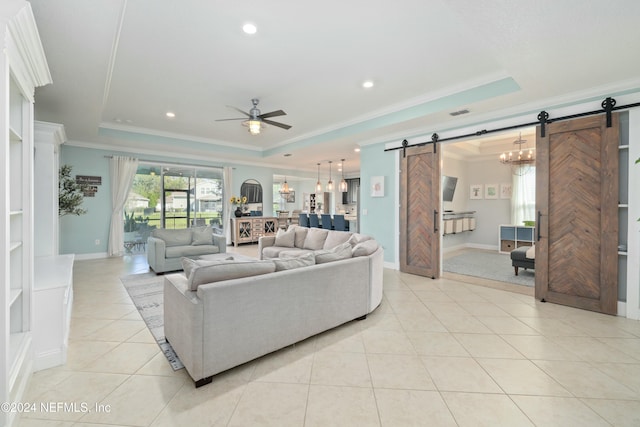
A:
230;196;247;209
124;211;149;232
59;164;89;216
124;210;139;233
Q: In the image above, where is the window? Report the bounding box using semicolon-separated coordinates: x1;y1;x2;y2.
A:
511;166;536;225
126;163;224;234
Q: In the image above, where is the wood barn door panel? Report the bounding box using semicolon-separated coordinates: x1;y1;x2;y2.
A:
400;145;440;278
536;114;618;314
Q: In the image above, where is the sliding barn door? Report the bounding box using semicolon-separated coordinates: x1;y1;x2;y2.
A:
535;114;619;314
400;145;441;278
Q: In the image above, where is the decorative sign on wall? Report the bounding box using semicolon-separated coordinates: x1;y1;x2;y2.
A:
75;175;102;185
83;185;98;197
76;175;102;197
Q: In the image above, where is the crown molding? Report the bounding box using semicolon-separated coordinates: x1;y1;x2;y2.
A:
3;1;51;100
35;121;67;146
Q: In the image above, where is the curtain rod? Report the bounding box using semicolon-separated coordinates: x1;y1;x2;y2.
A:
103;155;224;170
385;97;640;154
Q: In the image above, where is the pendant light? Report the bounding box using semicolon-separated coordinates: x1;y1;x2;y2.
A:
280;176;290;194
339;158;348;192
315;163;322;192
326;161;334;191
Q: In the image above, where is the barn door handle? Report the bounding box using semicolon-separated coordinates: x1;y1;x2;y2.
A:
537;211;542;241
434;210;438;233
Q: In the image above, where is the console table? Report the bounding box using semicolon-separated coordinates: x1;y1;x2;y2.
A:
443;211;476;235
230;217;277;246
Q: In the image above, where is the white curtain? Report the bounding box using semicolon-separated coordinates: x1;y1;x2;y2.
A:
511;166;536;225
223;166;233;244
108;156;139;256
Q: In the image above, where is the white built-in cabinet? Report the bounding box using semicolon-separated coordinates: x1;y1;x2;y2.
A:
1;2;52;426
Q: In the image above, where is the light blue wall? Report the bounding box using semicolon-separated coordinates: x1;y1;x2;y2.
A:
59;146;113;255
359;143;397;264
59;145;319;255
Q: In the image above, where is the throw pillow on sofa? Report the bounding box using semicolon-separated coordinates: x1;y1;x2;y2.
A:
274;228;295;248
314;241;353;264
323;230;353;250
273;253;315;271
188;259;276;291
352;239;379;257
287;225;308;248
303;228;329;250
191;226;213;246
152;228;192;247
347;233;373;247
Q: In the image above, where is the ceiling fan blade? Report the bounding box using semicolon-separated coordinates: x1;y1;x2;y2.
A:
215;118;246;121
263;119;292;130
259;110;286;119
226;106;251;117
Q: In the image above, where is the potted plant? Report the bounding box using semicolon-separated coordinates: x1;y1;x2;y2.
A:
59;164;89;216
124;210;139;242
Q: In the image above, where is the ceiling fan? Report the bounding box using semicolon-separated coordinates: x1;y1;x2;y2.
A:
216;98;291;135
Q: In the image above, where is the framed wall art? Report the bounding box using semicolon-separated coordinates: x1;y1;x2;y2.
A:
485;183;498;199
500;183;512;199
470;184;483;199
371;176;384;197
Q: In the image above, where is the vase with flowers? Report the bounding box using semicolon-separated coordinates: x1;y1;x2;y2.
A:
230;196;248;217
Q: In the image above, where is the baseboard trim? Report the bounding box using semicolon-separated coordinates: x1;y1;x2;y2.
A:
617;301;626;317
443;243;497;253
73;252;109;260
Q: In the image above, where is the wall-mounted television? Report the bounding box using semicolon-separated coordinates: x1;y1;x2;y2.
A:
442;175;458;202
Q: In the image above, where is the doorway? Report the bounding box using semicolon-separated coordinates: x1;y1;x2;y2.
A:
440;128;537;289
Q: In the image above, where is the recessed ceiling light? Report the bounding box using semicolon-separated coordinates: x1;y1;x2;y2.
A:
243;23;257;34
354;148;361;152
362;80;374;89
166;112;175;118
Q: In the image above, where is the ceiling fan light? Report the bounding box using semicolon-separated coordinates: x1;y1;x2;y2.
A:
245;120;262;135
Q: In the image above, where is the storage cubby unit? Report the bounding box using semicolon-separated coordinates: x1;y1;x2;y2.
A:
499;225;535;253
1;3;52;426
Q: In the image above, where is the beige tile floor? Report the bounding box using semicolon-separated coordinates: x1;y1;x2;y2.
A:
19;245;640;426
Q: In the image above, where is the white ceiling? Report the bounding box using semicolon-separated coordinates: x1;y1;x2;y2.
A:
29;0;640;173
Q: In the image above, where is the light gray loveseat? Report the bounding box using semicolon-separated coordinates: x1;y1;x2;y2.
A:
163;229;383;387
147;226;226;273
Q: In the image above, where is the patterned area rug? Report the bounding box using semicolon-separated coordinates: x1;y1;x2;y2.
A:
121;273;184;370
444;250;535;287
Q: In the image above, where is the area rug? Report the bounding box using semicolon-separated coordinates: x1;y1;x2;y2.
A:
121;273;184;370
443;250;535;287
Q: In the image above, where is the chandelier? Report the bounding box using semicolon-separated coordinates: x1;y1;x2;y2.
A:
499;132;535;175
279;176;290;194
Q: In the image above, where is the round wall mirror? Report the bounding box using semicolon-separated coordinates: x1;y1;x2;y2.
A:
241;179;262;203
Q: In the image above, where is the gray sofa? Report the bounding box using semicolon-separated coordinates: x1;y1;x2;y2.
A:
147;226;226;273
163;231;383;387
258;225;374;260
